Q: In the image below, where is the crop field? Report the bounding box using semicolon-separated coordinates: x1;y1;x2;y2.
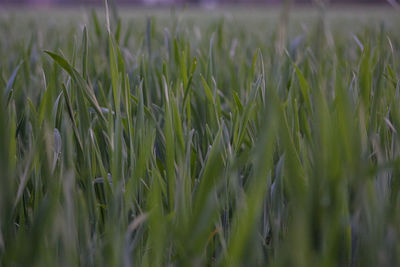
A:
1;4;400;266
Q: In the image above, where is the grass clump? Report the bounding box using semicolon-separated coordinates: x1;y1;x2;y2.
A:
0;4;400;266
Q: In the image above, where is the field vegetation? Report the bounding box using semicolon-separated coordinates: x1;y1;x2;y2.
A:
0;4;400;266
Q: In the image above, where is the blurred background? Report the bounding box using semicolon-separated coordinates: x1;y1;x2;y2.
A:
0;0;389;6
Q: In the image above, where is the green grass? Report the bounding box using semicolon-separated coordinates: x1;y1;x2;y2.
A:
1;4;400;266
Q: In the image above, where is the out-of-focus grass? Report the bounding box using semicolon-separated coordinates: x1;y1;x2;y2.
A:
1;4;400;266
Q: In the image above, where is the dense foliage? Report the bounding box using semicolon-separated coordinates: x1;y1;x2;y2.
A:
1;6;400;266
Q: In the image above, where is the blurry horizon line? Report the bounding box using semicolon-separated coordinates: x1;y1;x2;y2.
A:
0;0;390;7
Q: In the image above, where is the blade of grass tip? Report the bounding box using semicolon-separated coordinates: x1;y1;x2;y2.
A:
207;33;215;80
4;61;23;107
248;50;258;86
13;149;34;210
123;23;133;47
104;0;111;34
91;9;102;39
182;58;197;130
108;34;120;115
183;57;197;107
116;33;127;116
115;19;121;44
105;0;122;115
163;76;176;211
61;83;84;152
180;49;188;89
293;63;312;115
359;44;372;115
172;94;185;155
234;99;256;153
233;91;244;112
82;27;88;80
73;28;93;150
116;42;126;79
173;38;179;68
38;70;52;124
201;74;214;103
44;51;106;123
212;77;222;124
200;74;218;129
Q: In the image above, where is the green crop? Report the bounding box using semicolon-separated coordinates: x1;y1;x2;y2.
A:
0;3;400;267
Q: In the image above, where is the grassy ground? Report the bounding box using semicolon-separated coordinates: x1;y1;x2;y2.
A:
1;4;400;266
